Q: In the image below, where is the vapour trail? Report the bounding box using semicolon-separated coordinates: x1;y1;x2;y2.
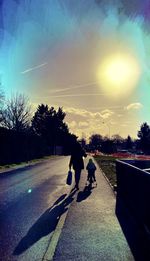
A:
50;93;111;98
49;81;99;94
21;63;48;74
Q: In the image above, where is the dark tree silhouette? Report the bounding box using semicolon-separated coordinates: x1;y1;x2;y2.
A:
137;122;150;154
126;135;133;150
101;138;115;154
88;133;126;154
79;138;86;149
32;105;73;154
31;104;49;137
32;105;66;136
112;134;124;145
0;94;31;132
89;134;103;151
0;94;78;163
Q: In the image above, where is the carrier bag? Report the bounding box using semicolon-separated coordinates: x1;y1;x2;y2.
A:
66;170;72;185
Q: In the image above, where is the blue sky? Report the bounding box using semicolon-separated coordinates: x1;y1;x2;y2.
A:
1;0;150;138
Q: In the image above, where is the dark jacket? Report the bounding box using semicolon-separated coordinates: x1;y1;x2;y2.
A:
86;160;96;175
69;149;86;170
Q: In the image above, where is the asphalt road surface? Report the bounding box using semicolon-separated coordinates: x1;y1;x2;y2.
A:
0;156;71;261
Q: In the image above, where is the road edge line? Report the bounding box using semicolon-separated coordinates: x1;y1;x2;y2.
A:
43;210;68;261
43;185;74;261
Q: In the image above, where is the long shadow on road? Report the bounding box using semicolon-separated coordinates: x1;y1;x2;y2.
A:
13;189;77;255
76;184;95;203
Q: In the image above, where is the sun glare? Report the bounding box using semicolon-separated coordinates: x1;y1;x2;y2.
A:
97;53;141;97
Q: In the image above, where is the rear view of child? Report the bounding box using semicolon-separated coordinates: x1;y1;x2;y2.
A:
86;158;97;185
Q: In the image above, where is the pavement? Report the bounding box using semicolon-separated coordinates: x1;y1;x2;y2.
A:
45;157;134;261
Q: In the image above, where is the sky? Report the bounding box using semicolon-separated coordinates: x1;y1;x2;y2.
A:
1;0;150;139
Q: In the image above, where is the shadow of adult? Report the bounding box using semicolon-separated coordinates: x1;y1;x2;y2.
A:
76;184;94;203
13;189;77;255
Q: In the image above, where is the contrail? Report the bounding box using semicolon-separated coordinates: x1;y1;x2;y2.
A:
50;93;110;98
21;62;48;74
49;81;99;94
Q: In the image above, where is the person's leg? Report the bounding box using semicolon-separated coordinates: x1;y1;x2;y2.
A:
93;172;96;181
89;171;94;183
92;172;97;186
89;175;92;184
75;169;81;189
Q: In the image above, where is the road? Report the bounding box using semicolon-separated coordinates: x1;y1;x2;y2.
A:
0;156;71;261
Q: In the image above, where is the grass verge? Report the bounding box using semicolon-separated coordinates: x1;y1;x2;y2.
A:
0;155;59;173
94;155;117;187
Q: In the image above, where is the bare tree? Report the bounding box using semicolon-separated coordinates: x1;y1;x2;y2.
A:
1;94;31;131
0;91;3;105
0;83;4;104
0;84;5;124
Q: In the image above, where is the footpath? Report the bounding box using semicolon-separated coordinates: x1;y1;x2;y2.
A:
49;157;134;261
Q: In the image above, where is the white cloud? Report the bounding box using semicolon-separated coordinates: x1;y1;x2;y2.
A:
110;120;117;125
101;109;114;119
125;102;143;110
65;107;116;121
68;120;77;128
121;124;128;127
65;105;139;138
78;121;89;127
65;107;103;119
65;107;87;117
117;114;123;118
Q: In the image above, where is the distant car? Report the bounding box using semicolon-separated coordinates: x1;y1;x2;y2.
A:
111;151;132;158
117;150;130;154
135;151;144;155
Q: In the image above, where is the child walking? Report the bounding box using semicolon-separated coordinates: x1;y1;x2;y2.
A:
86;158;97;185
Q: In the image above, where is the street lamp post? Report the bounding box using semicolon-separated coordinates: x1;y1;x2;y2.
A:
102;121;111;139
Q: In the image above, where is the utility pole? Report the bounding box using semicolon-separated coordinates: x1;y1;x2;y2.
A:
102;121;111;139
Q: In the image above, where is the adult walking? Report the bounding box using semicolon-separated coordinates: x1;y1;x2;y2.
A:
69;142;87;189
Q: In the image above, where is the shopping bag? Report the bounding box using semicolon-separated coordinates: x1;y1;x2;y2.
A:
66;170;72;185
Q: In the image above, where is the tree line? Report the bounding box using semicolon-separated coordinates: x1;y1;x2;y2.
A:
82;122;150;155
0;92;77;165
0;88;150;165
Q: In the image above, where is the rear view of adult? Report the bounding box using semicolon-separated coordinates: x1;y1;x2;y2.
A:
69;142;87;189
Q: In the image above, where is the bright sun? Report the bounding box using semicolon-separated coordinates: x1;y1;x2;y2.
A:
97;53;141;97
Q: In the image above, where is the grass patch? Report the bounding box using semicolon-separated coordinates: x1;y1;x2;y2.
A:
94;155;117;187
